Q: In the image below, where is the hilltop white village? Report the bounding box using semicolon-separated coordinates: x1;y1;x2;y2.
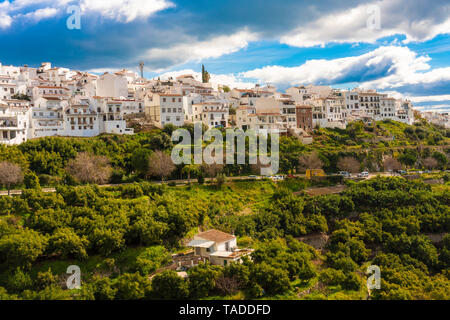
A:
0;61;448;146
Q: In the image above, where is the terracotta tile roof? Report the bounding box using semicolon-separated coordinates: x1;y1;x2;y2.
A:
37;86;69;90
196;229;235;243
177;74;195;79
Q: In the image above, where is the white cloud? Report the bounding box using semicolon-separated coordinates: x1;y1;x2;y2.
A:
240;46;450;95
144;30;258;69
157;69;255;90
0;13;13;29
414;105;450;113
85;68;120;74
0;0;173;28
408;95;450;103
22;7;59;21
80;0;174;23
281;0;450;47
0;1;12;29
242;46;426;86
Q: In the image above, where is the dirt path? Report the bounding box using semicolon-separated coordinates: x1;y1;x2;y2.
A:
294;185;347;197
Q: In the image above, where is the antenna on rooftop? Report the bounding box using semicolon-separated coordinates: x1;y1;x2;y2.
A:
138;61;144;79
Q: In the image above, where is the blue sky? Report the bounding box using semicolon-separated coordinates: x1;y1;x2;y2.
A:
1;0;449;112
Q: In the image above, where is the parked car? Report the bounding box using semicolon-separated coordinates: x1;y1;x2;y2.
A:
397;170;407;175
358;172;369;178
338;171;351;178
248;175;258;179
270;175;285;181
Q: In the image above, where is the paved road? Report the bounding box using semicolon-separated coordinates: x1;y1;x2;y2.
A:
0;171;430;196
0;176;266;196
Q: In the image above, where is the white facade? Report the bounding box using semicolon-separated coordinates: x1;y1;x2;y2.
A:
0;61;420;145
378;96;396;120
188;230;251;267
395;100;414;125
64;104;99;137
0;103;31;144
0;76;17;100
32;107;64;138
311;97;346;129
96;73;128;98
422;112;449;128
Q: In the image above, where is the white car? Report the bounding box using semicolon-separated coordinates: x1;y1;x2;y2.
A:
338;171;351;178
358;172;369;178
270;175;285;181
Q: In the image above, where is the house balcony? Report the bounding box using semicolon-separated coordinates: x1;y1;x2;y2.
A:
0;119;18;128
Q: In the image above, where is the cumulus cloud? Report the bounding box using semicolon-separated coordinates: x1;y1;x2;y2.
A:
0;1;12;29
80;0;174;23
143;30;258;70
21;7;60;21
0;0;173;28
157;69;255;90
0;13;13;29
414;105;450;113
240;45;450;97
242;46;426;85
281;0;450;47
408;95;450;103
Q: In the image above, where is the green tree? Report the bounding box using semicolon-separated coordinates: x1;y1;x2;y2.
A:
48;228;89;260
24;171;40;190
398;150;418;168
432;151;448;168
7;267;33;293
113;273;152;300
134;246;172;275
131;149;152;176
250;262;291;296
182;164;200;182
0;229;47;267
88;276;117;300
201;65;210;83
188;262;221;298
151;270;189;299
35;268;58;290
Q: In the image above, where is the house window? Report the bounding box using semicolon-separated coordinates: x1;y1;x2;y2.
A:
223;260;228;266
